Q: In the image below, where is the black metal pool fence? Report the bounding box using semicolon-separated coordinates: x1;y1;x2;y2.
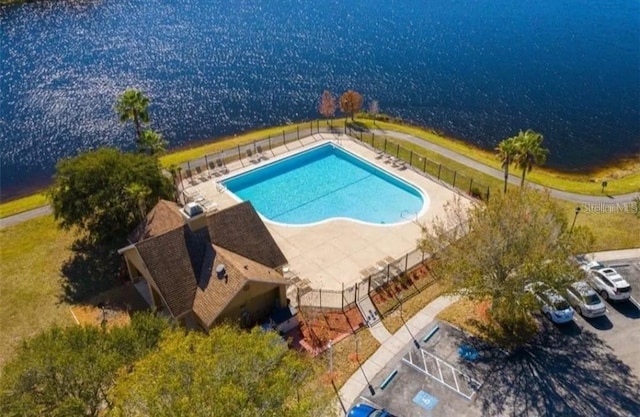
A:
178;122;490;202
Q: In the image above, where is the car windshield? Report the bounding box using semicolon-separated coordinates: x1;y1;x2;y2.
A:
584;294;600;305
554;300;571;310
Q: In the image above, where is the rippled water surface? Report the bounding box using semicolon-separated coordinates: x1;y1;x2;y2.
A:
1;0;638;198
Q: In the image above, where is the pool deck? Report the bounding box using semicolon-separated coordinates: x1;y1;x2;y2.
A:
181;133;472;295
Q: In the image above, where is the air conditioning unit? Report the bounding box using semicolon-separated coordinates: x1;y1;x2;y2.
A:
184;202;204;217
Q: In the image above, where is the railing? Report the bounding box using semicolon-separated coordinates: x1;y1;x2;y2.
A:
177;123;487;311
346;128;491;201
295;246;431;311
176;123;491;202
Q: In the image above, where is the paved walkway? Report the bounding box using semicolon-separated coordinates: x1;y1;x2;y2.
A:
0;205;52;228
372;128;638;204
338;247;640;414
1;128;637;228
338;295;459;412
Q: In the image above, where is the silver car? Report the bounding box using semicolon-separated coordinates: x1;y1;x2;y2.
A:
565;281;607;318
525;282;575;324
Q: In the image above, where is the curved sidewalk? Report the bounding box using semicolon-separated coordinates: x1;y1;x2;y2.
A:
338;295;459;411
371;128;638;204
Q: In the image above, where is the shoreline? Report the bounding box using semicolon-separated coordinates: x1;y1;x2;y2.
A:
1;118;639;205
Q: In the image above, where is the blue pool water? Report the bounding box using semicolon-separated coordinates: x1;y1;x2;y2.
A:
223;144;425;225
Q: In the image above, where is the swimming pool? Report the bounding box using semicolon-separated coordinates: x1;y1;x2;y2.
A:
222;143;427;225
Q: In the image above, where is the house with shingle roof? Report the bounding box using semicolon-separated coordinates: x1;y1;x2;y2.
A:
118;200;290;330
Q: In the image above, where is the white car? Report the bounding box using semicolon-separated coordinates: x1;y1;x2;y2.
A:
525;282;575;324
565;281;607;318
587;266;632;302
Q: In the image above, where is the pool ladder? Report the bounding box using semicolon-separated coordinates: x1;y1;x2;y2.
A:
401;210;419;224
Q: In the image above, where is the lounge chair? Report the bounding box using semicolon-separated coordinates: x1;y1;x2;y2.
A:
185;169;199;185
246;148;259;164
201;199;219;213
183;188;205;203
195;166;209;182
208;161;221;177
374;148;385;159
256;145;268;160
215;158;228;174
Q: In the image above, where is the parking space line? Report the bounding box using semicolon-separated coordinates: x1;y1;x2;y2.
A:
358;396;384;410
403;349;482;400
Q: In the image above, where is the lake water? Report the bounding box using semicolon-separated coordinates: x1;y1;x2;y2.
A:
1;0;638;199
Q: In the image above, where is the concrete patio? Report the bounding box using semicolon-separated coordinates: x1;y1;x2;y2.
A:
180;133;472;295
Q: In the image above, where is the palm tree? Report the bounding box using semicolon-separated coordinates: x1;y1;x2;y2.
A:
139;129;167;156
495;136;518;193
513;129;549;187
124;182;152;220
115;89;150;144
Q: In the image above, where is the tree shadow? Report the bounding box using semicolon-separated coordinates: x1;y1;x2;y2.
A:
477;320;640;417
59;236;123;303
346;121;370;132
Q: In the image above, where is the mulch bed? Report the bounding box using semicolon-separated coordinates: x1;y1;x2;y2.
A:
296;306;365;355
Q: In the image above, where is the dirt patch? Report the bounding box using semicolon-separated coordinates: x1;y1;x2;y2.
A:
69;282;150;328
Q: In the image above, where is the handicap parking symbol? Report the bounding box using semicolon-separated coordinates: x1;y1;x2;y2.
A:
413;390;438;411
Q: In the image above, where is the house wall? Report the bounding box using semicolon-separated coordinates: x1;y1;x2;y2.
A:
216;283;285;326
122;248;172;314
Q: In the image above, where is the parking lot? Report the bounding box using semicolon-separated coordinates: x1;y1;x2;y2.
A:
571;257;640;375
353;256;640;417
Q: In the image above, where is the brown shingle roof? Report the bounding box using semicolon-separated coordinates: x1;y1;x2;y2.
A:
135;226;205;318
129;200;288;323
192;245;285;327
128;200;183;243
205;201;287;269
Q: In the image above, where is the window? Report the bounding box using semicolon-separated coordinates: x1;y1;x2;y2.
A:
584;293;600;305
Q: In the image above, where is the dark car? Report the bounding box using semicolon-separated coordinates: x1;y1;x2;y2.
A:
348;403;396;417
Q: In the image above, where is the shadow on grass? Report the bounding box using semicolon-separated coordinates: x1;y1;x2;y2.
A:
475;320;640;417
346;121;370;132
60;236;122;303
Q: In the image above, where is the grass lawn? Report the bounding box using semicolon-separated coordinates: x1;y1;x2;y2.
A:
0;215;76;364
436;298;493;340
0;192;48;219
357;118;640;196
383;135;640;251
316;328;380;389
159;119;346;168
560;199;640;251
382;281;446;334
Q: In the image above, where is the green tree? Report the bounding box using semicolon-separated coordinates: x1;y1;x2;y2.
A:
339;90;363;121
512;129;549;187
418;189;593;347
115;89;150;145
49;148;173;245
495;136;518;193
109;325;334;417
139;129;168;156
0;313;168;417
